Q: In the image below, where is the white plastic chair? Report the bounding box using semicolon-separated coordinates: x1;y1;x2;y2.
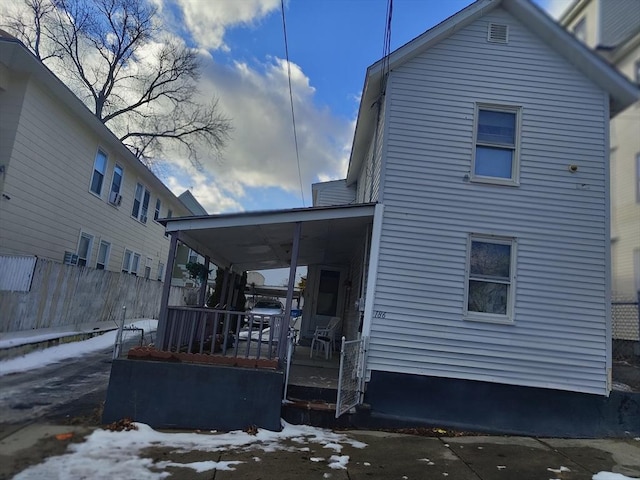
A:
310;317;341;359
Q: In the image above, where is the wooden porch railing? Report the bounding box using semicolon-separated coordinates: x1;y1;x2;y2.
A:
157;306;288;363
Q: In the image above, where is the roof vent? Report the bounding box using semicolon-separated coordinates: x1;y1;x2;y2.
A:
487;23;508;43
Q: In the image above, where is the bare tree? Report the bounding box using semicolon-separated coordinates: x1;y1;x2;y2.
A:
4;0;231;168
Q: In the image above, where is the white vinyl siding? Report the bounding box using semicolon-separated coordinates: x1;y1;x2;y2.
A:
356;98;386;203
367;8;610;395
312;180;356;207
0;76;188;275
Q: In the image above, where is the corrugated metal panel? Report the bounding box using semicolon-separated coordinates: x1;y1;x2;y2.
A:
367;8;610;395
599;0;640;48
0;255;37;292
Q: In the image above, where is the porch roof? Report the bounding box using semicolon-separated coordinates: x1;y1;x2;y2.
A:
160;203;376;271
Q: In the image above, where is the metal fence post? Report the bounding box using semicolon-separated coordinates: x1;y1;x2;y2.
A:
113;305;126;360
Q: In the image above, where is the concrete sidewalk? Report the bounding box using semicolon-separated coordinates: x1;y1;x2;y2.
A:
2;423;639;479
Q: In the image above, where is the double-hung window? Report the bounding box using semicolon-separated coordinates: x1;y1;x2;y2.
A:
165;209;173;237
132;183;150;223
122;249;141;274
472;104;521;185
109;165;123;205
465;235;516;322
154;198;161;221
90;150;108;195
77;232;94;267
96;240;111;270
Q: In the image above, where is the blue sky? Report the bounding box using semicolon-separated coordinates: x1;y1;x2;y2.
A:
152;0;572;215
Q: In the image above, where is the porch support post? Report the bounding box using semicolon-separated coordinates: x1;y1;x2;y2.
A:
225;271;237;310
219;268;230;309
157;233;179;350
280;222;301;363
198;256;210;306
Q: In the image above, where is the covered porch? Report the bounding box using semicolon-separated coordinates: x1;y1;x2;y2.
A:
104;203;379;431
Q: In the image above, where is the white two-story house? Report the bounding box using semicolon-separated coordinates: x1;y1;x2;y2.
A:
0;33;192;281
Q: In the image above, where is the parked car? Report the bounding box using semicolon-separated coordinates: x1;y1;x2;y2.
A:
247;300;284;328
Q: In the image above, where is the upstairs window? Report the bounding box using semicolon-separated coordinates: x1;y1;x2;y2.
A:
154;198;161;221
109;165;123;206
77;232;94;267
90;150;107;195
165;209;173;237
573;17;586;42
472;105;521;185
132;183;150;223
465;235;516;323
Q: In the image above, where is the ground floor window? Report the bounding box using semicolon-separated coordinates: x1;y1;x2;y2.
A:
96;240;111;270
465;235;516;322
77;232;94;267
122;249;141;275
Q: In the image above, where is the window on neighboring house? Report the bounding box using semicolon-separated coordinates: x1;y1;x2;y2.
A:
157;262;165;281
573;17;586;42
131;183;150;223
635;59;640;85
77;232;94;267
90;150;107;195
96;240;111;270
109;165;123;205
465;235;516;322
122;249;140;274
472;104;521;185
144;257;153;279
154;198;161;221
165;209;173;237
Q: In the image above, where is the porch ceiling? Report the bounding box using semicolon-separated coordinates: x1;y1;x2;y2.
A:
161;203;376;271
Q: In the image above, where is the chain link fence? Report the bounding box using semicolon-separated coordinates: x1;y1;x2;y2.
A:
612;293;639;362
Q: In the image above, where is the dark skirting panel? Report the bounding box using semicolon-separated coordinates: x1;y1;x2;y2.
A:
103;359;283;431
364;371;640;437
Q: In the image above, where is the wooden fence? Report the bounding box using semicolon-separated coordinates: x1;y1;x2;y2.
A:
0;257;192;333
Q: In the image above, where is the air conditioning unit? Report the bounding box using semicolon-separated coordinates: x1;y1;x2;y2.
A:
63;251;78;265
109;192;123;206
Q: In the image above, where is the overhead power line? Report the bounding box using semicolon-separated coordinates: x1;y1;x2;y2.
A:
280;0;306;207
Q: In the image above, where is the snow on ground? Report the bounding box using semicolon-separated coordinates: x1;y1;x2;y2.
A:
593;473;639;480
0;320;157;377
13;421;367;479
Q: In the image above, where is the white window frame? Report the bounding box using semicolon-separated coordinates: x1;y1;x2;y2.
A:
77;231;94;267
96;240;111;270
464;234;517;324
122;248;141;275
144;257;153;279
154;198;161;221
108;164;124;206
165;209;173;237
157;262;165;281
471;103;522;186
89;149;108;196
131;182;151;223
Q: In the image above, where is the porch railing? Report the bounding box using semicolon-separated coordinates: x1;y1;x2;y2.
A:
157;306;288;363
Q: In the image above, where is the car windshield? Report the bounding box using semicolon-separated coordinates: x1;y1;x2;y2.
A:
254;301;282;309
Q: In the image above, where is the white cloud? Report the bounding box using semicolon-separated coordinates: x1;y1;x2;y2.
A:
158;0;281;50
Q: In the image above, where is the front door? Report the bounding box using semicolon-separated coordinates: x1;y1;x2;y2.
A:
305;266;346;338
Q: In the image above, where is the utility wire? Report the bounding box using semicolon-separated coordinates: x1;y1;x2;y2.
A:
380;0;393;94
280;0;306;207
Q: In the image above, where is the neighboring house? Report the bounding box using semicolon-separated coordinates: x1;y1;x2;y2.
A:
106;0;639;435
0;34;192;281
560;0;640;299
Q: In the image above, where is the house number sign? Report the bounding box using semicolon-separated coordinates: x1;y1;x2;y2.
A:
373;310;387;319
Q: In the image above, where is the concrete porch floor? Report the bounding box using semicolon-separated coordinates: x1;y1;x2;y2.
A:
287;345;340;390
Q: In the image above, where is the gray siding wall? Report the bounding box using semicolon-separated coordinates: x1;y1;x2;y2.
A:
312;180;356;206
599;0;640;47
368;8;610;395
356;98;386;203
